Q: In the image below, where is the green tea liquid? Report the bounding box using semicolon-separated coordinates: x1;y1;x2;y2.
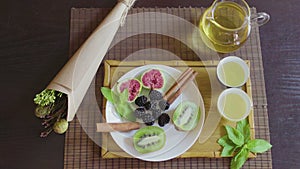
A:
219;62;245;87
221;93;247;120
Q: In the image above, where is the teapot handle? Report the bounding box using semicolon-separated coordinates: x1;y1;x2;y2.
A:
251;12;270;27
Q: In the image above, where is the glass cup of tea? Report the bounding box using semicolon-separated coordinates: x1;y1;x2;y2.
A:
199;0;270;53
217;88;252;121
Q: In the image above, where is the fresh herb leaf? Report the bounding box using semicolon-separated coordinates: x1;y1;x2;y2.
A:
111;88;120;104
221;145;238;157
247;139;272;153
225;125;244;146
218;118;272;169
237;118;251;143
120;89;129;103
231;147;249;169
218;135;233;147
218;135;238;157
101;87;114;103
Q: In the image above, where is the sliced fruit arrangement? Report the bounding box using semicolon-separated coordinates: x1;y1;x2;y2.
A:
133;126;166;154
173;101;201;131
101;68;202;154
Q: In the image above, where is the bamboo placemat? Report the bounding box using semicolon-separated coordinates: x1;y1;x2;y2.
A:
64;8;272;169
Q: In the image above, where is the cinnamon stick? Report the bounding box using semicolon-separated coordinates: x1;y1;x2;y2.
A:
96;122;141;132
167;71;198;104
163;68;194;101
176;68;193;82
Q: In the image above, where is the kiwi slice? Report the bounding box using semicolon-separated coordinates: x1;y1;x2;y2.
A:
133;126;166;154
173;101;200;131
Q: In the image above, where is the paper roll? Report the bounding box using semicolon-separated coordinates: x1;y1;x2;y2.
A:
47;0;136;121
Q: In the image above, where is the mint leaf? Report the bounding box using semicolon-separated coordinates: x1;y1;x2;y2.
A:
218;135;233;147
218;135;238;157
225;125;244;146
247;139;272;153
120;89;129;103
231;147;249;169
101;87;114;103
237;118;251;143
221;145;238;157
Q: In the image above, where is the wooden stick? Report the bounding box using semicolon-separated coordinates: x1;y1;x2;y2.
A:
176;68;193;83
167;71;198;104
163;68;193;101
96;122;141;132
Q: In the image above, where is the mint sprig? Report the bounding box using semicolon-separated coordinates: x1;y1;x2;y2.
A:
101;87;135;121
231;146;249;169
246;139;272;153
100;87;129;104
236;118;251;143
225;125;244;146
218;135;238;157
218;118;272;169
100;87;114;103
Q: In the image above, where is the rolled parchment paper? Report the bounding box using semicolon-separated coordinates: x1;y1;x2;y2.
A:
46;0;136;121
96;122;141;132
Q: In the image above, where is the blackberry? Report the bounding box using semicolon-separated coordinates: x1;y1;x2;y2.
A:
151;109;162;119
145;121;155;126
144;101;151;110
141;113;155;123
135;95;148;107
150;100;158;111
144;100;158;110
134;108;145;118
149;90;163;100
158;113;170;127
159;100;170;111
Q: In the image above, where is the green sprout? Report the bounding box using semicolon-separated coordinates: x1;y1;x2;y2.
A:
34;89;56;107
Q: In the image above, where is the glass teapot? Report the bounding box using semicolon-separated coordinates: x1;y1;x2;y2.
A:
199;0;270;53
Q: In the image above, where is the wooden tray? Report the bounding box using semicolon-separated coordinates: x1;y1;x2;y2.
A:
101;60;255;158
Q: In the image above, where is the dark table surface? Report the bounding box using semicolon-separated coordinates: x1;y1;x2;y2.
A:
1;0;299;168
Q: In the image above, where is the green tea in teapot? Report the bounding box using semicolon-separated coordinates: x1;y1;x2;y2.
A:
199;1;250;53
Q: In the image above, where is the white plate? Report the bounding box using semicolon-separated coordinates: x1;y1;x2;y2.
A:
105;64;205;161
